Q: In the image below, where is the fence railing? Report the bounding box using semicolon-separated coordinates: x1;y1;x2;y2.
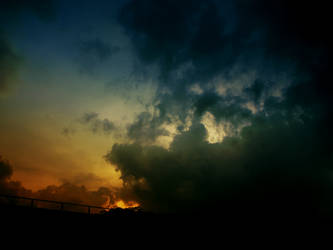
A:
0;194;108;214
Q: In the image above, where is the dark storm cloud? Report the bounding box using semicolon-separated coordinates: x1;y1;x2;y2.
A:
119;0;290;86
77;38;120;75
118;0;332;131
117;0;298;133
104;0;333;215
79;112;116;135
119;0;332;105
106;110;333;215
118;0;227;82
121;0;330;72
0;156;31;196
0;156;13;181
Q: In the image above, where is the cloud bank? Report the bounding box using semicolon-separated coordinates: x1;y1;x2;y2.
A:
102;0;333;216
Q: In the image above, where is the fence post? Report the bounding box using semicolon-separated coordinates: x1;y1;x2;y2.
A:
88;206;91;214
60;203;64;211
30;199;34;208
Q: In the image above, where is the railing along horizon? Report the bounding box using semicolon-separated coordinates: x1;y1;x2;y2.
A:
0;194;108;214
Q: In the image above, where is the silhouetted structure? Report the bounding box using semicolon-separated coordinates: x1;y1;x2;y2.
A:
0;194;107;214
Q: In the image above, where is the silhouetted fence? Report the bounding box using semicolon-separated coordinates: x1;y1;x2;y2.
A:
0;194;108;214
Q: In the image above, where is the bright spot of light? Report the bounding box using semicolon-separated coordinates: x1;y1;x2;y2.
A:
114;200;140;209
201;112;225;143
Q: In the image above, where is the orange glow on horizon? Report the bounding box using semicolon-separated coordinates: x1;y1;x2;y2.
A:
101;195;140;210
112;200;140;209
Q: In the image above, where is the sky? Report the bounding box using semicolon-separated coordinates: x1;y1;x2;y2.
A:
1;0;333;215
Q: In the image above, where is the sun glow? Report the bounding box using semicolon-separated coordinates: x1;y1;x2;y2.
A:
101;195;140;209
113;200;140;209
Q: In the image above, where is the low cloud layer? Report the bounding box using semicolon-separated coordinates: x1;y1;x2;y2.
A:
0;156;134;210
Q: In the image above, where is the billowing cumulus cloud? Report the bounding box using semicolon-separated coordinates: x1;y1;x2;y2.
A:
106;113;333;215
102;0;333;216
